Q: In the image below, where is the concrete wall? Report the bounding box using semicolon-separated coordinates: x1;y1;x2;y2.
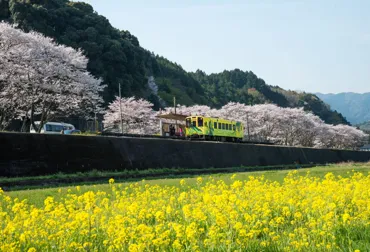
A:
1;132;370;177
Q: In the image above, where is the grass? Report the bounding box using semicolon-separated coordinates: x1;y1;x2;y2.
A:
0;164;317;191
4;162;370;208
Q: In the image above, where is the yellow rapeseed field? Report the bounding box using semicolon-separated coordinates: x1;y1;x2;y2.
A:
1;171;370;251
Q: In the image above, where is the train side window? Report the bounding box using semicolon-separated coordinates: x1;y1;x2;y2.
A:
229;124;232;130
218;123;221;129
186;118;191;128
222;123;225;129
197;117;203;127
233;125;236;131
214;122;217;129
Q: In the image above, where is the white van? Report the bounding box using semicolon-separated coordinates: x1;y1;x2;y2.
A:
30;121;75;134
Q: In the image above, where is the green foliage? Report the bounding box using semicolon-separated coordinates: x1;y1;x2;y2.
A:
155;57;206;106
0;0;10;19
0;0;349;125
7;163;370;206
6;0;153;104
191;69;289;108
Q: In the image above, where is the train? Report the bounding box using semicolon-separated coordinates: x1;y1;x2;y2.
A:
185;116;244;142
101;115;273;145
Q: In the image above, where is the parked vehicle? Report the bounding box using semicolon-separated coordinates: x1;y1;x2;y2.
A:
30;121;75;134
63;129;81;135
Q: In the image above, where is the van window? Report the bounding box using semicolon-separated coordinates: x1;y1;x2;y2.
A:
46;124;64;132
214;122;217;129
198;117;203;127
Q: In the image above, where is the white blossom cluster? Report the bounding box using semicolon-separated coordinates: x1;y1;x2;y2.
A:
0;22;105;131
103;97;368;150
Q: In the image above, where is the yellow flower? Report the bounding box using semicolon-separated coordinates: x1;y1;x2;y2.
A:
1;168;370;251
128;244;138;252
172;239;182;250
109;178;115;184
180;179;186;186
342;213;351;223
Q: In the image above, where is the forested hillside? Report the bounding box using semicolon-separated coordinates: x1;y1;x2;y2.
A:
0;0;348;125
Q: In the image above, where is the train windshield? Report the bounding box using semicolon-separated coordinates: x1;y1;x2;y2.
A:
186;118;191;128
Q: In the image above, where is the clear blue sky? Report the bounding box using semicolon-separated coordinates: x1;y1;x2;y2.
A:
86;0;369;94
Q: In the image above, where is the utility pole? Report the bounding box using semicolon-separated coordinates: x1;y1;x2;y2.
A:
119;83;123;134
173;96;176;114
94;111;97;132
174;96;177;133
247;112;250;140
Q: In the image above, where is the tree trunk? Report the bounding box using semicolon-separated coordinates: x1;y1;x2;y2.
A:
30;103;40;133
36;102;52;133
0;112;4;131
21;117;29;132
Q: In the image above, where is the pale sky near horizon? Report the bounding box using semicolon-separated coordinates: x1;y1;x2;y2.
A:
85;0;370;94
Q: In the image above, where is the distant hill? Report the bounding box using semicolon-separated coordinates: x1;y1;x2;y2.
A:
0;0;349;125
316;92;370;124
356;121;370;131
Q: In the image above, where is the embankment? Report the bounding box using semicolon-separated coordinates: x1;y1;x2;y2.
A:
1;132;370;177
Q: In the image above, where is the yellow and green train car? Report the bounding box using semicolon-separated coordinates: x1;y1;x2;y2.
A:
185;116;244;142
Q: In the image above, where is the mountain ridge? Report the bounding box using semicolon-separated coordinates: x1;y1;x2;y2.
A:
0;0;349;125
316;92;370;124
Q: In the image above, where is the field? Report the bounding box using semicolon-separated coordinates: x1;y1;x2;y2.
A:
1;163;370;251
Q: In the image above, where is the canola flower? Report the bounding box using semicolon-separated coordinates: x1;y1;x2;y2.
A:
0;171;369;251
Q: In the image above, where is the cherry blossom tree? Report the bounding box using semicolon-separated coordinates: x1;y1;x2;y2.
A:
316;124;367;150
0;22;31;130
101;95;368;149
216;102;368;149
0;22;105;132
163;104;213;117
103;96;158;134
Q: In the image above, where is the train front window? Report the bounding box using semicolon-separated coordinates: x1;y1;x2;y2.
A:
198;117;203;127
186;118;191;128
